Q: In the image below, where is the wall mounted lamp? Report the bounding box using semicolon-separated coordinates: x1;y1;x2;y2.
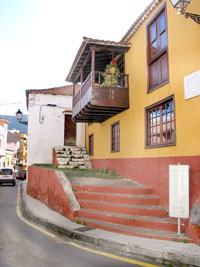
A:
170;0;200;24
16;109;28;125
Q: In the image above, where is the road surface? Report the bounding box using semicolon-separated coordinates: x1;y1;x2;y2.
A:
0;182;161;267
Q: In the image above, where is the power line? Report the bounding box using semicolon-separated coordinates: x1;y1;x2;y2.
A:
0;102;23;106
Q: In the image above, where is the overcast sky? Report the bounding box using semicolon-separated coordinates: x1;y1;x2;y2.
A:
0;0;151;115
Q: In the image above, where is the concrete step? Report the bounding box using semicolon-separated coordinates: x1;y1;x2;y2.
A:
55;146;91;170
77;209;177;232
57;158;70;164
72;185;153;195
58;165;68;168
78;199;168;218
74;217;190;242
74;191;160;206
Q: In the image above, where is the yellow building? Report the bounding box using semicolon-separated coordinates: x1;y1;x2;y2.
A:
66;0;200;242
19;133;27;171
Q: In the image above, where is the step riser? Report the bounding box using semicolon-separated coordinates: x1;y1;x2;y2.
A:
76;219;186;242
72;185;153;195
79;201;168;218
77;211;177;232
74;192;160;206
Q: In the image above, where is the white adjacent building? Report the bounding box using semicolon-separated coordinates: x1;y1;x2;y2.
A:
0;117;8;168
26;85;85;166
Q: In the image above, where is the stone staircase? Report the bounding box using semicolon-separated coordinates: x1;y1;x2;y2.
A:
55;146;91;169
71;181;191;242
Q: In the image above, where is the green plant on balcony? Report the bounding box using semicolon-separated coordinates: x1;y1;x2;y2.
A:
100;59;120;87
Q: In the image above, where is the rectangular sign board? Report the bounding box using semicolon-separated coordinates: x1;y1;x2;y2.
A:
169;165;189;218
184;70;200;100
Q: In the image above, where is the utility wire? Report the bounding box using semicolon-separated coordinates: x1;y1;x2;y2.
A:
0;102;23;106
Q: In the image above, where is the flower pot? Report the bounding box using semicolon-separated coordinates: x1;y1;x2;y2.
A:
108;67;117;73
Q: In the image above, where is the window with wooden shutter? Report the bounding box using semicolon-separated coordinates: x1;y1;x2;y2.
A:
111;121;120;152
147;3;169;92
89;134;94;155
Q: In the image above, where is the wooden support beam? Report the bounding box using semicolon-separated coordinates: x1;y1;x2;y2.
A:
80;68;83;85
91;48;95;95
74;53;91;83
73;83;75;97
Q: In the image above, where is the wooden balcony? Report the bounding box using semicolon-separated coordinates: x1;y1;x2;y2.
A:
72;71;129;122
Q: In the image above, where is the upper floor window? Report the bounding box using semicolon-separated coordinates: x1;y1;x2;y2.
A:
145;95;175;148
111;121;120;152
147;3;169;92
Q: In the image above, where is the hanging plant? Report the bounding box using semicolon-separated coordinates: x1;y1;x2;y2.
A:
100;59;120;87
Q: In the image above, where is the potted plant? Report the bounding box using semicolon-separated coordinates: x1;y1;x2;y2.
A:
101;59;120;87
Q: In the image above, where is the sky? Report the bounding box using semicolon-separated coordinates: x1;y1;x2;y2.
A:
0;0;151;116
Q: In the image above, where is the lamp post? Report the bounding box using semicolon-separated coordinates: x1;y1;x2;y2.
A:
169;0;200;24
16;109;28;125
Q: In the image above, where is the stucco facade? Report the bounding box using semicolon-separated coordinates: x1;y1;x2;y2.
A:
85;0;200;242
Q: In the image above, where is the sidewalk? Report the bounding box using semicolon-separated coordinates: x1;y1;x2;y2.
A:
19;182;200;267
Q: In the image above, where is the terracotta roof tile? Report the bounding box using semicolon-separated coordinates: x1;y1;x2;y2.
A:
26;85;75;96
26;84;80;109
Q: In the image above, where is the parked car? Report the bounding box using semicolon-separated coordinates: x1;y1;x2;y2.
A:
15;171;26;180
0;168;16;186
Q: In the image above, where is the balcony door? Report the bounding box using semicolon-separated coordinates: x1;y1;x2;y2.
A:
64;115;76;146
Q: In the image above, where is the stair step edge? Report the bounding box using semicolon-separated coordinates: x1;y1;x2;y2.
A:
74;191;160;199
78;209;176;223
75;217;190;240
78;199;167;211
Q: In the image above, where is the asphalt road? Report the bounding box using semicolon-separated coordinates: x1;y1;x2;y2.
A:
0;181;161;267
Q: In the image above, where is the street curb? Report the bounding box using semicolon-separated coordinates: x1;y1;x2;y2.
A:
19;183;200;267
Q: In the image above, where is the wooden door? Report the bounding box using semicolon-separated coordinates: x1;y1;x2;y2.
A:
64;115;76;146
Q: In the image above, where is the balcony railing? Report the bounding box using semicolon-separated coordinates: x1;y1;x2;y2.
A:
72;71;129;122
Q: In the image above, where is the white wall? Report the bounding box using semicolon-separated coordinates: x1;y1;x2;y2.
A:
27;93;73;166
0;121;8;167
76;123;85;148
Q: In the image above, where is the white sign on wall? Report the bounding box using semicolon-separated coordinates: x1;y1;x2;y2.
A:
169;165;189;218
184;70;200;100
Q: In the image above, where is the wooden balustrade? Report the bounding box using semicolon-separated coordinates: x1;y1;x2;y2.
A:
72;71;129;122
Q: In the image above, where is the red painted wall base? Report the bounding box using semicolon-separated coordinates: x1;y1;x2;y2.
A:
27;166;75;220
52;147;58;166
91;155;200;244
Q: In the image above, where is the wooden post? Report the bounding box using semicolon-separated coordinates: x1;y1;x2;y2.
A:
73;83;75;97
80;68;83;85
91;47;95;93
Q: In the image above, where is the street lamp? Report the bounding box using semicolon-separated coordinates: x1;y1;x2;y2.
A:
169;0;200;24
16;109;28;125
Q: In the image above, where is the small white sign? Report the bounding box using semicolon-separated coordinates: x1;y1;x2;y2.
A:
184;70;200;100
169;165;189;218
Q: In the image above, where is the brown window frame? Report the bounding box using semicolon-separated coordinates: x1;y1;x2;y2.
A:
111;121;120;153
89;134;94;155
146;3;169;92
145;95;176;148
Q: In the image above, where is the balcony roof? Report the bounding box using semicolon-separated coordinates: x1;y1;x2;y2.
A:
66;37;131;83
